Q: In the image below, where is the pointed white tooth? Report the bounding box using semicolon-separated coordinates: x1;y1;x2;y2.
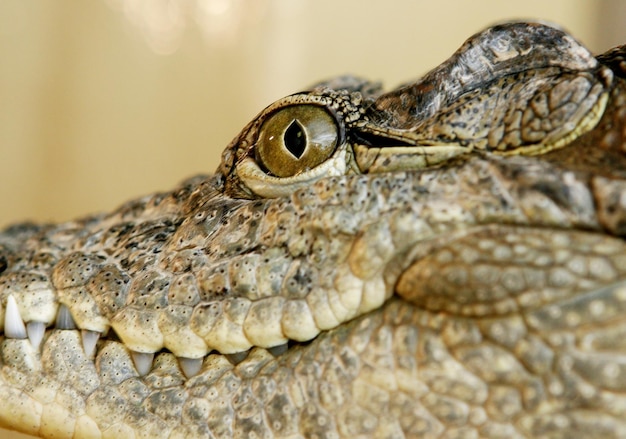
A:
26;321;46;349
225;350;249;365
5;295;27;339
55;304;76;330
81;330;100;358
179;357;203;379
131;351;154;376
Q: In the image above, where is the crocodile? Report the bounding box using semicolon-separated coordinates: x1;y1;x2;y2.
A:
2;21;626;438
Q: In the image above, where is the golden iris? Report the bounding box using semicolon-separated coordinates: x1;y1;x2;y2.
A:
256;105;339;178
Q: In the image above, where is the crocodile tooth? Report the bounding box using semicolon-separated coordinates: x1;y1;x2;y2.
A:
4;295;27;339
81;330;100;358
26;321;46;349
268;343;288;357
131;351;154;376
225;350;249;365
178;357;203;378
55;304;76;330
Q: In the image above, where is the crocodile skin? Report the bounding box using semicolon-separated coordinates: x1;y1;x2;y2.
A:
1;22;626;439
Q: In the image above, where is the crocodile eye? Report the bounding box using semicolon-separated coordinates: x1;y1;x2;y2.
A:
256;105;339;178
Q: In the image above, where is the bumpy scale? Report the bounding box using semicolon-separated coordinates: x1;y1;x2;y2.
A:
1;22;626;438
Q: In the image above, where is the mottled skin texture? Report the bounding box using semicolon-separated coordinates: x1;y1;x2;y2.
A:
2;22;626;438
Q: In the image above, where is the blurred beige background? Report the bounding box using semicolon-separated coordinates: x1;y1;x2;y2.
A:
1;1;626;438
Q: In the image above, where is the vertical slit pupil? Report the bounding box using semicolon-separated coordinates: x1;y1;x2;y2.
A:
284;120;307;159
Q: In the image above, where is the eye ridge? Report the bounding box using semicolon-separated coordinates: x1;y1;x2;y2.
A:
284;119;307;159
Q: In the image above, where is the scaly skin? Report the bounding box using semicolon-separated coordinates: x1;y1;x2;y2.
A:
2;22;626;438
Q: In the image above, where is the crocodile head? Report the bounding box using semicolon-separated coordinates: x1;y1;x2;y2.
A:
2;22;626;438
